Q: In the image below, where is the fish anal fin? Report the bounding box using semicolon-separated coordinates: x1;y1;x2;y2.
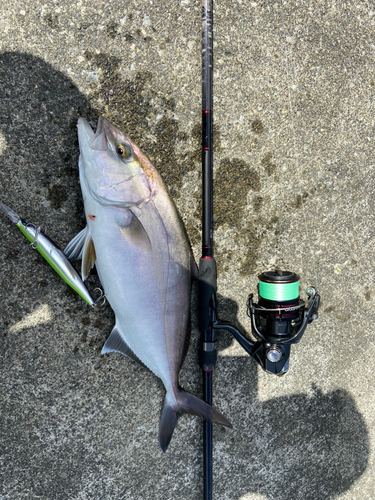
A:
81;233;96;281
120;212;151;253
101;326;147;369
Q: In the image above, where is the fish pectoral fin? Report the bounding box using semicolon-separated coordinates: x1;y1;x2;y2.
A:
81;233;96;281
64;227;88;261
159;389;232;453
120;212;151;253
101;326;148;369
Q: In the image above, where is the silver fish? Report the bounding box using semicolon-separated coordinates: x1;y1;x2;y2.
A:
65;117;231;451
0;202;94;306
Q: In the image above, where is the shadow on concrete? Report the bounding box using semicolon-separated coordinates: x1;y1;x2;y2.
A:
0;52;96;233
213;295;370;500
0;52;99;500
0;53;369;500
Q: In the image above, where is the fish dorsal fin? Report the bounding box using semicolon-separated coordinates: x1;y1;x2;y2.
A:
81;233;96;281
64;227;88;261
101;326;147;369
120;212;151;253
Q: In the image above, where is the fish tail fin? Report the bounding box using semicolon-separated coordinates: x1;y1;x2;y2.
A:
159;389;232;453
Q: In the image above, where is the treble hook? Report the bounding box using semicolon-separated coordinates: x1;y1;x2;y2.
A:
29;225;48;250
92;287;107;307
26;224;40;249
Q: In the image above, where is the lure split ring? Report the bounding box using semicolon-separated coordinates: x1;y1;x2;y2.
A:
92;287;107;307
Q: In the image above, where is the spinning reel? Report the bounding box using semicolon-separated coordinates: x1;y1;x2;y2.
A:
247;270;320;375
199;263;320;376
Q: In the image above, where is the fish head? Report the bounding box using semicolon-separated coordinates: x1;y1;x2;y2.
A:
77;117;153;207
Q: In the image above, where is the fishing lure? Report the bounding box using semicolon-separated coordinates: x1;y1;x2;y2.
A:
0;202;94;306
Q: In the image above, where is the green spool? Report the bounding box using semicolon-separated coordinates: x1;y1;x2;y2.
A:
258;270;300;302
259;280;300;301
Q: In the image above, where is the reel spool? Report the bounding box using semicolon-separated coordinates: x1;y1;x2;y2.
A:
247;270;320;375
257;270;301;340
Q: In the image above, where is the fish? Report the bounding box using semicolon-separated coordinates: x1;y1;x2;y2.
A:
0;202;94;306
65;117;231;451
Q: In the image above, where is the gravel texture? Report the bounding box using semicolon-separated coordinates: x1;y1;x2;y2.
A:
0;1;374;499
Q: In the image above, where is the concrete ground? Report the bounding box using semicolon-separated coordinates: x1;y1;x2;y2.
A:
0;0;374;499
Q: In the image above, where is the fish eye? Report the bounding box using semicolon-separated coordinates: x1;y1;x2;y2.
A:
116;144;132;159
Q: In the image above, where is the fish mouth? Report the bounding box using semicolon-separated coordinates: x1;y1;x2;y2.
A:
77;117;108;151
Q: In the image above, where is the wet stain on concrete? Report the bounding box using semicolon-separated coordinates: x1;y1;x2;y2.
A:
5;248;20;261
45;13;59;29
185;219;201;247
207;157;277;277
85;52;151;128
214;157;260;228
324;306;336;313
93;316;113;332
105;21;153;43
162;96;176;112
238;229;262;276
106;21;119;39
85;53;193;198
292;190;309;209
261;152;276;176
216;215;279;277
80;317;90;326
338;313;351;323
239;215;279;276
75;199;85;221
47;184;68;210
154;116;182;197
252;195;263;213
251;119;264;134
58;151;73;164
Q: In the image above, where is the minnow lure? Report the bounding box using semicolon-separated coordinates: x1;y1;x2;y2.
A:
0;202;94;306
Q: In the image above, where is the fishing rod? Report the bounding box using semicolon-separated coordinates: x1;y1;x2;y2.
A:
198;1;320;498
199;1;214;498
